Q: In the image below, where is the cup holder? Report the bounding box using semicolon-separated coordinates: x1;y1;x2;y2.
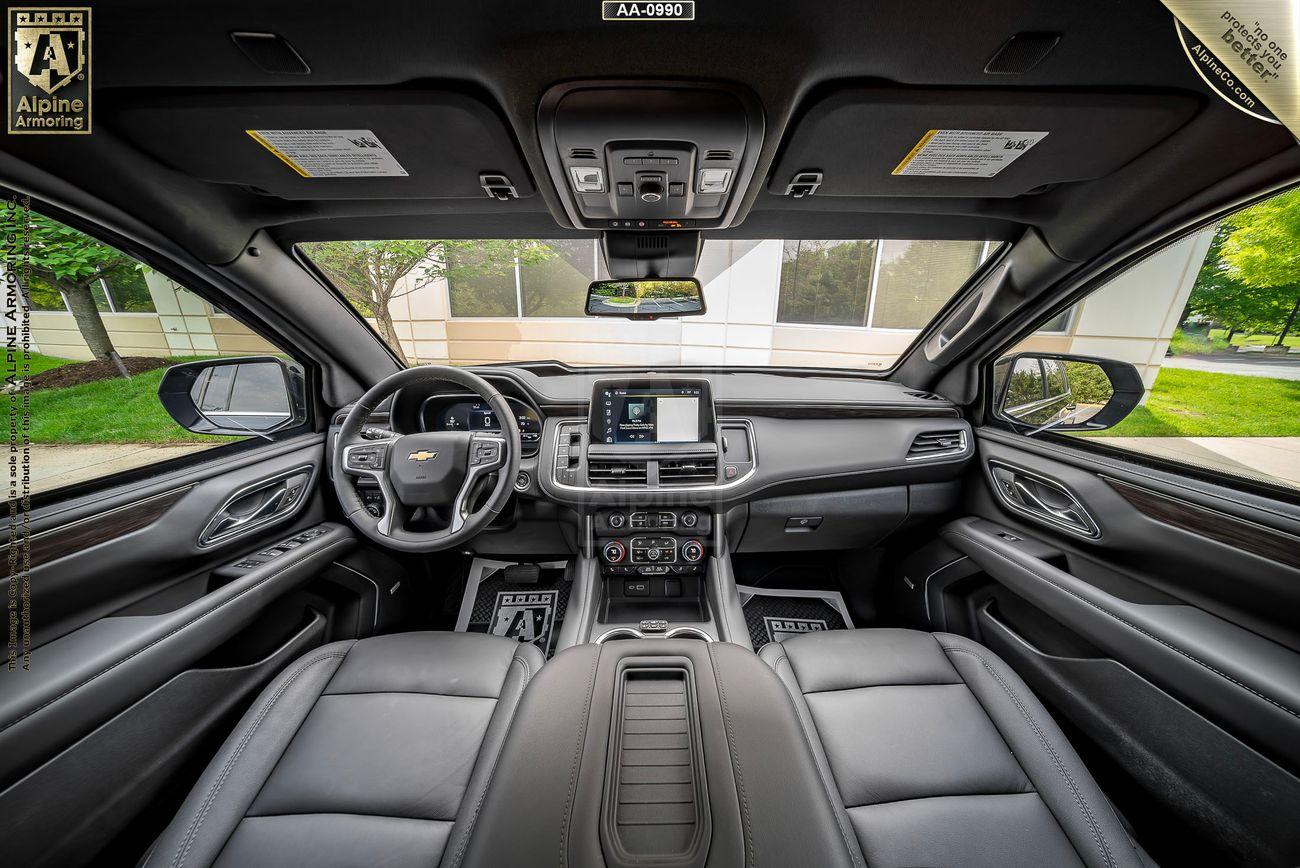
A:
594;626;713;643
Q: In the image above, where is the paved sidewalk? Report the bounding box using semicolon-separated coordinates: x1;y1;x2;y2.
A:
1163;354;1300;380
31;443;217;494
1092;436;1300;488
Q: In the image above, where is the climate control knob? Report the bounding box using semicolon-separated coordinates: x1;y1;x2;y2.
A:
681;540;705;563
602;541;627;564
608;512;627;530
680;511;698;528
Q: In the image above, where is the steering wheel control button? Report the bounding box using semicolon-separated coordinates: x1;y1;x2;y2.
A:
602;541;627;564
681;540;705;563
472;440;502;466
346;445;387;471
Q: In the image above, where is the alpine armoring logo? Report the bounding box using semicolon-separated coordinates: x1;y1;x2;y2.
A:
8;7;91;134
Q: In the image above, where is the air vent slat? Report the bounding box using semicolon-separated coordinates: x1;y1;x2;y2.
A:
907;430;967;460
588;459;649;487
659;457;717;486
568;147;598;160
703;149;734;161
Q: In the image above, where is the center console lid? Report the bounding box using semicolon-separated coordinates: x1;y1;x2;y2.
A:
461;639;855;868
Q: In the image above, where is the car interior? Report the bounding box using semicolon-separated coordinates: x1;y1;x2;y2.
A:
3;1;1300;866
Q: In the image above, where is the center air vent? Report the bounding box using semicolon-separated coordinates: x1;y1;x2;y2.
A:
907;430;968;460
659;457;718;486
703;149;734;161
588;459;649;487
568;147;598;160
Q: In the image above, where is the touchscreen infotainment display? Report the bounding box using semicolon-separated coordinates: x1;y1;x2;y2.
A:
592;382;711;444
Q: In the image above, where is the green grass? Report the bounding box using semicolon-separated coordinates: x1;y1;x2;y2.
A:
25;353;239;445
1079;368;1300;438
1170;326;1300;356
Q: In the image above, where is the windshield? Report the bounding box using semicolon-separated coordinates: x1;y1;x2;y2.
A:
300;238;999;369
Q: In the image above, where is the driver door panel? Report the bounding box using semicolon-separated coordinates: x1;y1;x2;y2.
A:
0;436;358;867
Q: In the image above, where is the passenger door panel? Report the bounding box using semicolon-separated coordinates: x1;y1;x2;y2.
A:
935;428;1300;865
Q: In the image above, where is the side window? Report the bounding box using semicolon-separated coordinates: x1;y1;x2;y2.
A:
3;210;298;497
1006;186;1300;492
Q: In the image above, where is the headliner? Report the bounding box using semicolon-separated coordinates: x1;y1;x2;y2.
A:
3;0;1297;267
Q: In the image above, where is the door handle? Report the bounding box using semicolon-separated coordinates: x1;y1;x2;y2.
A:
199;467;314;547
207;487;287;539
989;461;1100;539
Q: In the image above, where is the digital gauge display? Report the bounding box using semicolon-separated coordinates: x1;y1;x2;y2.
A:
426;399;542;447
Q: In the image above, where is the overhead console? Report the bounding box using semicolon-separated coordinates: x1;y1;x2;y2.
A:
537;80;764;230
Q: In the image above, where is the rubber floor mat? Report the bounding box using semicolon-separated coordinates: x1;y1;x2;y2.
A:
736;584;853;649
455;559;570;657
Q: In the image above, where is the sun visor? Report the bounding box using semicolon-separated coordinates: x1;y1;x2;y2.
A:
107;90;534;201
768;87;1200;199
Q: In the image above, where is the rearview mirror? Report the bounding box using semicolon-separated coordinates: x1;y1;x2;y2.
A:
158;356;307;437
585;278;705;320
993;353;1143;432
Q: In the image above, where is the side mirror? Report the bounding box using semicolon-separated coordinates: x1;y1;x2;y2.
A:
158;356;307;437
993;352;1143;432
585;278;705;320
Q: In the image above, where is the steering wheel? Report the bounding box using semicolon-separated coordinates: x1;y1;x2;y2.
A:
332;366;520;552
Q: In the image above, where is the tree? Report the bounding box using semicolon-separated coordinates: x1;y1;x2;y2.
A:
301;240;555;364
1217;188;1300;344
1185;222;1255;340
1;210;132;373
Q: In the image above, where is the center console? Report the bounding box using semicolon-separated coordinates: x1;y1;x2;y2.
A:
546;378;752;647
594;507;712;633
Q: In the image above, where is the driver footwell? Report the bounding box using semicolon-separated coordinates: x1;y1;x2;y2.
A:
455;558;571;656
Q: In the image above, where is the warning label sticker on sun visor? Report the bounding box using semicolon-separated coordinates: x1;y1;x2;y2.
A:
892;129;1048;178
245;129;409;178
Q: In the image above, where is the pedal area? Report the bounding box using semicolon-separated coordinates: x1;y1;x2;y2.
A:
455;559;571;657
736;584;853;648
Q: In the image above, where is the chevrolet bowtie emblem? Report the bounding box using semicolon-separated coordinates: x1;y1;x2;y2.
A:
407;450;438;462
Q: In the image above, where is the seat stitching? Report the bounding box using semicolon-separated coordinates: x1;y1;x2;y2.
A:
560;647;601;868
943;529;1300;721
447;652;532;868
707;645;754;868
802;681;965;695
2;538;353;735
171;649;350;868
940;642;1115;868
771;652;865;868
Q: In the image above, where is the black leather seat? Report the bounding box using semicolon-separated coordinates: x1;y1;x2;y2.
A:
145;632;543;868
760;628;1147;868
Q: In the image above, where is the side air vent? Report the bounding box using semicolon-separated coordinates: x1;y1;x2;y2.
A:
588;459;649;487
659;457;718;486
703;149;734;161
568;147;598;160
907;430;968;460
